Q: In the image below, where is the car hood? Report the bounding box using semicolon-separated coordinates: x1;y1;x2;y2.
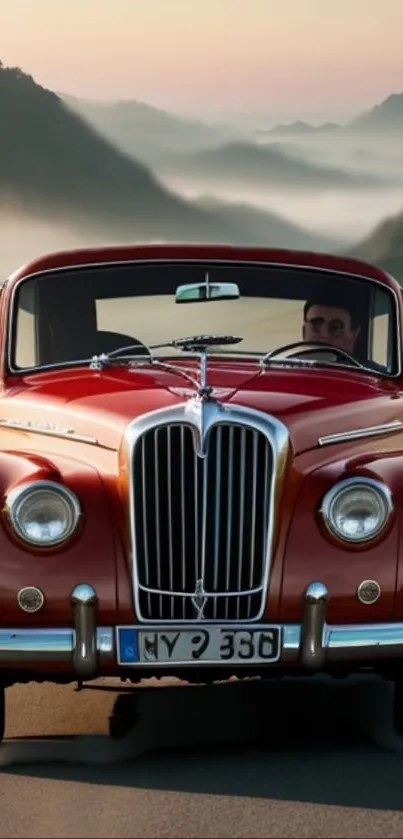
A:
4;363;401;456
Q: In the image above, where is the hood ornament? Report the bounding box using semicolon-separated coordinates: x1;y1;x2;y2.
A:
170;334;243;401
198;349;213;400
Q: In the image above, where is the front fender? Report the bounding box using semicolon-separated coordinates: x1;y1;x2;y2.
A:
279;451;403;624
0;450;120;627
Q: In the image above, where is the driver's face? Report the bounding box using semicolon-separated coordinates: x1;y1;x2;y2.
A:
303;304;360;354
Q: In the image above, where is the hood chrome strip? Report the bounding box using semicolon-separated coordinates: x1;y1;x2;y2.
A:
318;420;403;447
0;418;99;445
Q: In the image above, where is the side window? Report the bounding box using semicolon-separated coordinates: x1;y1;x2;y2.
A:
14;286;37;369
370;289;392;369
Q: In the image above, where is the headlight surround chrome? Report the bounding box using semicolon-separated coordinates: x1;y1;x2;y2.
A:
3;480;82;547
320;477;393;543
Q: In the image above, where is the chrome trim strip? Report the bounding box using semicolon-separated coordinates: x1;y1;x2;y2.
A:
0;419;99;445
318;420;403;447
0;627;114;661
325;624;403;648
6;257;402;380
123;399;291;624
137;583;264;598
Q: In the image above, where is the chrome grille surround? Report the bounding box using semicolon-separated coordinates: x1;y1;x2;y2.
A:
122;398;290;623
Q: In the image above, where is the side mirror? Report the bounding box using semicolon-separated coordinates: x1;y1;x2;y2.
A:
175;277;240;304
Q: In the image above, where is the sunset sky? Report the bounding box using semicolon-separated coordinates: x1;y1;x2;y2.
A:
2;0;403;118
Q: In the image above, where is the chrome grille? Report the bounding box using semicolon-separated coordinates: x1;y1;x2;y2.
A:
132;422;273;621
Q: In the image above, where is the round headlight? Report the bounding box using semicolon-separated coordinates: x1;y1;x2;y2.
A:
3;481;82;547
320;477;392;543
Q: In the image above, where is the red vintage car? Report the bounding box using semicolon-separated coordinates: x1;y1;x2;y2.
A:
1;241;403;742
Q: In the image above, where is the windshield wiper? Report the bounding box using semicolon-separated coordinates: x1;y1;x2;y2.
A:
151;334;244;352
89;334;244;394
89;340;152;370
89;334;243;369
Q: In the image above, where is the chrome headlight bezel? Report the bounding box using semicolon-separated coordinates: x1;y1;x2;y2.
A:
320;477;393;544
3;480;82;548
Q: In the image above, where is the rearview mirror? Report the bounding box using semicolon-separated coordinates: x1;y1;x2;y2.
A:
175;277;240;303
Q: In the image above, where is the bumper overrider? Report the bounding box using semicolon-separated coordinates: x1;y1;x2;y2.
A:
1;582;403;678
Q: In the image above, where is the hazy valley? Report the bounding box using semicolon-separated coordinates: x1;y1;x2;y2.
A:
1;62;403;280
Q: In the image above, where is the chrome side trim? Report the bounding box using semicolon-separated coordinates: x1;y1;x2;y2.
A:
318;420;403;447
284;622;403;662
123;398;291;624
0;418;99;445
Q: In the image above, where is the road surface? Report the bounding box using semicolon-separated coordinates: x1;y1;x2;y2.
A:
1;676;403;837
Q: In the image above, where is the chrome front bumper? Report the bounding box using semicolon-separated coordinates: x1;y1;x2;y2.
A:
1;582;403;677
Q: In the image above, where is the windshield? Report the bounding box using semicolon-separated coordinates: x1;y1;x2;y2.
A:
10;261;399;375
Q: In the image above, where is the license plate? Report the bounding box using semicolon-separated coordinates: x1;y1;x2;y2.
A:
117;626;281;665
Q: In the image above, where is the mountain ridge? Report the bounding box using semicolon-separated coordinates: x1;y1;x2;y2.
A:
157;140;389;190
258;92;403;136
0;62;340;252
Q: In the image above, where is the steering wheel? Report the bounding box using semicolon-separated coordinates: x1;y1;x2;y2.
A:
261;340;364;369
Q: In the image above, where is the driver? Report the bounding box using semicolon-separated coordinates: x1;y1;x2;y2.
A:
302;298;361;356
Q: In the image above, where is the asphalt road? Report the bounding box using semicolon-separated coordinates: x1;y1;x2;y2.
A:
2;676;403;838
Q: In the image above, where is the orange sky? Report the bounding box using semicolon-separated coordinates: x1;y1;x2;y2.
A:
1;0;403;116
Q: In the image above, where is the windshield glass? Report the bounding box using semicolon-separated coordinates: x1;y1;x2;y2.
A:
10;261;398;375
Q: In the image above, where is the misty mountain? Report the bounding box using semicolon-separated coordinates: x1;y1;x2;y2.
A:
157;141;387;190
0;63;340;252
348;208;403;280
195;197;345;252
264;93;403;137
61;93;234;164
348;93;403;133
261;121;341;137
0;64;218;241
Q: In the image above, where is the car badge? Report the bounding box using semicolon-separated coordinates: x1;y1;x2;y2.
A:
191;578;208;620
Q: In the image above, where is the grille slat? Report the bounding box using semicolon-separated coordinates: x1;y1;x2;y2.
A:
248;431;259;615
194;439;199;608
180;426;186;618
236;429;247;620
166;427;174;618
213;426;222;620
141;437;151;617
133;422;273;621
225;426;235;619
154;430;162;615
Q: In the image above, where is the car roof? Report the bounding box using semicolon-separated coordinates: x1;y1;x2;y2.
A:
4;242;396;289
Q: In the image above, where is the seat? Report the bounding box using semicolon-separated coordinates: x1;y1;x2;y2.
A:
94;330;149;356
